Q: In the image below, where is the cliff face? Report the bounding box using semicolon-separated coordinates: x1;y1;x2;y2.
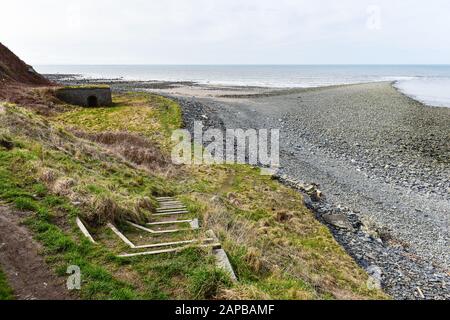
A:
0;43;51;86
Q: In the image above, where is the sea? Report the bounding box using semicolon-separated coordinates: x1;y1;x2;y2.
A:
35;65;450;108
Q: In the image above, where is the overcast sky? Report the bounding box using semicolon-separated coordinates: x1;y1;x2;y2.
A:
2;0;449;65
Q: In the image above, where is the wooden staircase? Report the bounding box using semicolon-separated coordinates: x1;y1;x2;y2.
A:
77;197;237;281
108;197;220;257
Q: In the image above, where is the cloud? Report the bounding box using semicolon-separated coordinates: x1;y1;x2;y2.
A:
1;0;450;64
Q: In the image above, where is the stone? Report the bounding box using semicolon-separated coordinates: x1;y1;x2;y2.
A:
189;219;200;230
213;248;238;282
303;195;314;210
309;189;323;202
323;213;354;231
56;86;112;107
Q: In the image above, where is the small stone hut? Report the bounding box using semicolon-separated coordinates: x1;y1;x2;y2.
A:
56;86;112;107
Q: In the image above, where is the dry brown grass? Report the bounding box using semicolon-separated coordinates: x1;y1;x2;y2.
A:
1;104;167;226
218;285;271;300
39;168;57;184
71;130;180;176
0;85;65;116
53;177;76;197
90;195;122;224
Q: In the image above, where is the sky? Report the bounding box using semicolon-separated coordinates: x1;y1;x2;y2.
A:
1;0;450;65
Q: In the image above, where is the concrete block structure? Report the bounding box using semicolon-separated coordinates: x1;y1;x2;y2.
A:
56;86;112;107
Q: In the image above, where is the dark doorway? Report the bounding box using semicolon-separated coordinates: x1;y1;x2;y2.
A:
87;95;98;107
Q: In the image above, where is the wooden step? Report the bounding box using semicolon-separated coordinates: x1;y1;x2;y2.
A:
127;221;182;234
76;217;96;244
156;207;187;212
118;242;222;258
108;223;136;248
158;202;184;206
134;237;215;250
156;209;187;213
158;203;185;208
153;211;189;216
134;239;200;249
147;219;199;230
147;220;193;226
109;222;205;248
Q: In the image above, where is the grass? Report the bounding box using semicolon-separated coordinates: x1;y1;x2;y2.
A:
0;267;14;300
0;92;388;300
2;102;173;224
0;147;140;299
59;85;111;89
56;92;181;150
0;100;228;300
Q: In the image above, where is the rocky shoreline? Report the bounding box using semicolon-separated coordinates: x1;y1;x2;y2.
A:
276;174;449;300
174;96;450;300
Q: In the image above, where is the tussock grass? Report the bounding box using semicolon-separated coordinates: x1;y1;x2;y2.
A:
72;131;173;173
189;267;232;299
0;103;168;225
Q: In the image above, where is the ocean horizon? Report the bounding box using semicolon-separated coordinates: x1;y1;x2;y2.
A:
36;64;450;108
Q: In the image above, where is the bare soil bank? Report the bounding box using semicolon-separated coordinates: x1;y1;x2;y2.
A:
0;43;51;86
0;206;74;300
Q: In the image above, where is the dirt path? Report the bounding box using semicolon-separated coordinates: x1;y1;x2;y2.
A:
0;205;75;300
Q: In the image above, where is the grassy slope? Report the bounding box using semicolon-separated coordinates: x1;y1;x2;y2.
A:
0;100;223;299
0;92;386;300
0;267;14;300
